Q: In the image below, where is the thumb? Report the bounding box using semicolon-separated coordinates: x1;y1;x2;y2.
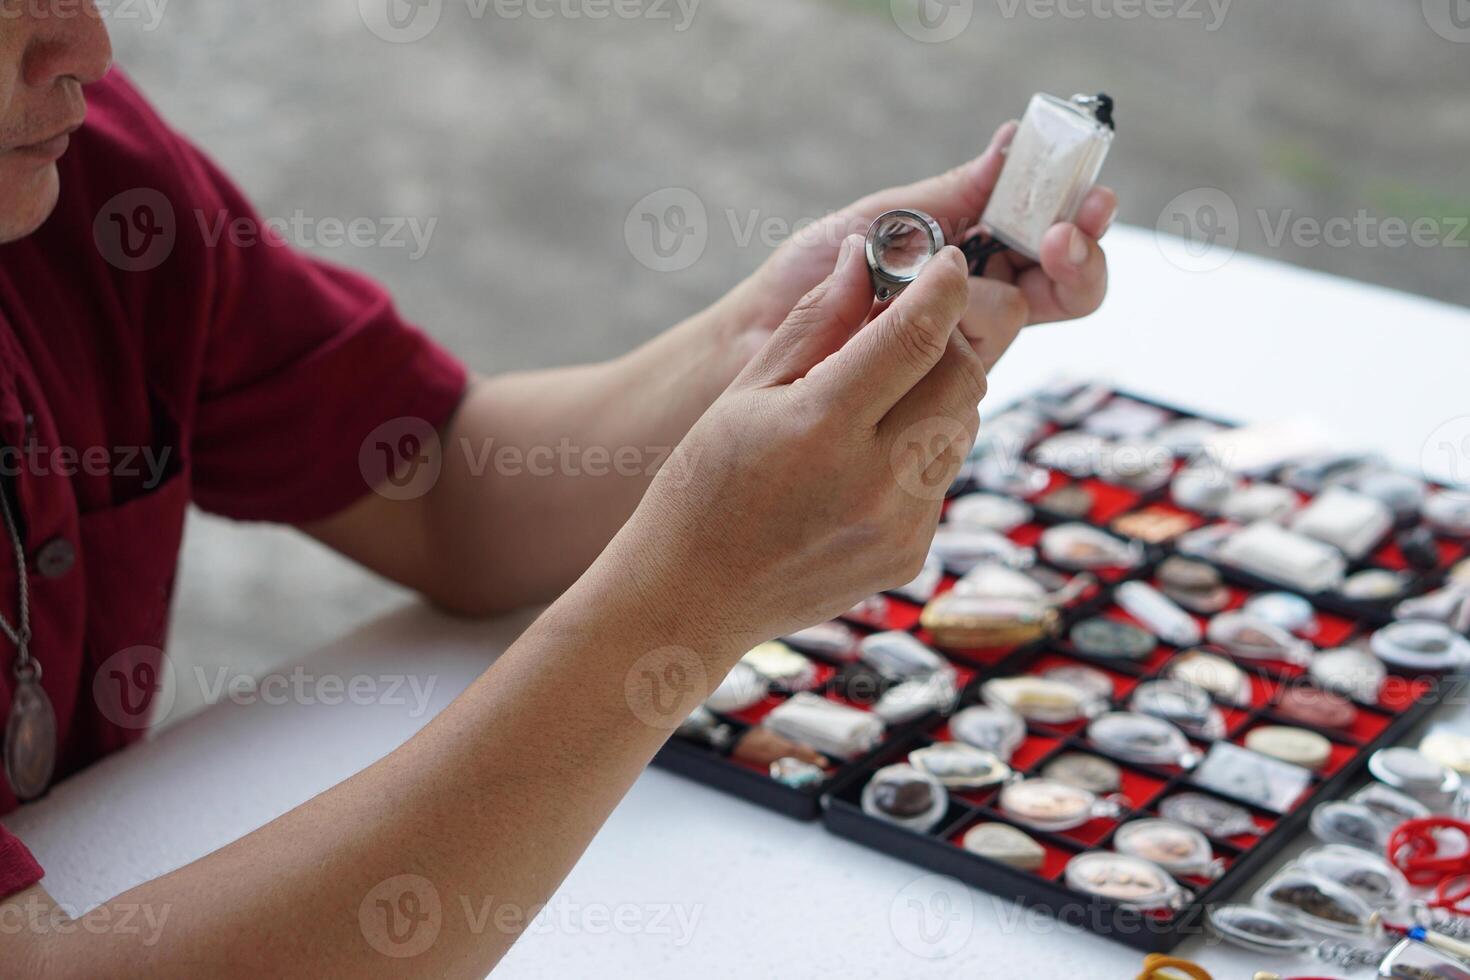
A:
739;234;873;388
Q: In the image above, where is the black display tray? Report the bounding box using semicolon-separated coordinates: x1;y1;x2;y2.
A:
651;381;1468;951
650;597;965;820
651;707;910;821
649;559;1101;819
821;572;1432;954
991;386;1459;625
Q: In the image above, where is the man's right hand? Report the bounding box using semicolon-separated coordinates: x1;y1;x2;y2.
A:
604;233;986;659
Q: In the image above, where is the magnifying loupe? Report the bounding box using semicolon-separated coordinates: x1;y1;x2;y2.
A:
865;209;944;302
865;208;1005;302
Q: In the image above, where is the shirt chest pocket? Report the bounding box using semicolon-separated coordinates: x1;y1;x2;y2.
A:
77;461;190;751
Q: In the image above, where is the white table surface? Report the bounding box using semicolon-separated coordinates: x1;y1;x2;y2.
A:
10;225;1470;978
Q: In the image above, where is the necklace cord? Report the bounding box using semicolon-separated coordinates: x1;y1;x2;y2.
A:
1387;817;1470;904
0;479;31;676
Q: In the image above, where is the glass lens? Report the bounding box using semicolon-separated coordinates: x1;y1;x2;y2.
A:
871;212;938;279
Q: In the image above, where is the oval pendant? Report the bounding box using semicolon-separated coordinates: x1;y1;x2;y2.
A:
5;675;57;802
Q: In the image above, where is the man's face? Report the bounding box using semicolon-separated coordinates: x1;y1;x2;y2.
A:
0;1;112;244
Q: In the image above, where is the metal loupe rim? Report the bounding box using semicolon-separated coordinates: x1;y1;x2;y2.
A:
866;208;945;302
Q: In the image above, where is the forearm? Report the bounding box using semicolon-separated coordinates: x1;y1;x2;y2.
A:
419;293;758;612
23;553;736;979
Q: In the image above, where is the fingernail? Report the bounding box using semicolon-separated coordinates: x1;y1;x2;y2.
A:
835;235;854;271
1101;203;1117;237
994;120;1019;155
1068;227;1088;267
969;122;1019;178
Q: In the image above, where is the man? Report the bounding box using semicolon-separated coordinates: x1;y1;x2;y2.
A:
0;3;1114;976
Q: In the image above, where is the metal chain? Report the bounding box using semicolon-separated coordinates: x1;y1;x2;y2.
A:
1413;902;1470;939
1312;938;1387;969
0;481;32;675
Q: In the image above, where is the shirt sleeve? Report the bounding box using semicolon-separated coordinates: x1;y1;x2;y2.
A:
144;89;469;524
0;825;42;899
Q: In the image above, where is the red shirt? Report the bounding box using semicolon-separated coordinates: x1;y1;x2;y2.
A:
0;70;467;897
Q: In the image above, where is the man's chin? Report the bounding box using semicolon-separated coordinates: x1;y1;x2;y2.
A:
0;161;61;245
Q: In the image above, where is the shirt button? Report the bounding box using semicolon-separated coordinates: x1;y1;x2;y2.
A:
35;538;75;579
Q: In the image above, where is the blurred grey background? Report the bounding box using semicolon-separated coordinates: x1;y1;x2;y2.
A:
106;0;1470;724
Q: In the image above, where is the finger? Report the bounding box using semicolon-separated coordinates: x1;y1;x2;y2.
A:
841;121;1019;245
881;329;986;476
815;245;971;419
956;278;1029;371
1074;185;1117;240
1019;223;1109;325
741;234;872;388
